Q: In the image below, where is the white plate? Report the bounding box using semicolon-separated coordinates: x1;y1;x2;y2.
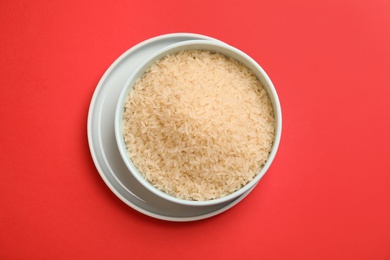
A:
87;33;256;221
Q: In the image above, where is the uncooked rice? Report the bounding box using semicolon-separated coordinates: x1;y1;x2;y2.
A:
122;50;275;201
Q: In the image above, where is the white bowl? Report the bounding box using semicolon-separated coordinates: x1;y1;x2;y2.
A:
115;39;282;207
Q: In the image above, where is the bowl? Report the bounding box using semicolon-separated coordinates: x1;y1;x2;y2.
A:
115;39;282;207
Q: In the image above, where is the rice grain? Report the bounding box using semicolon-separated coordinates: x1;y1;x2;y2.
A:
123;50;275;201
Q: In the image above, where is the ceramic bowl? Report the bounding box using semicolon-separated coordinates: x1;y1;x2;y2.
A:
115;39;282;207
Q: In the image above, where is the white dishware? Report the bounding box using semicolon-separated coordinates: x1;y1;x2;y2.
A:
114;37;282;207
88;33;259;221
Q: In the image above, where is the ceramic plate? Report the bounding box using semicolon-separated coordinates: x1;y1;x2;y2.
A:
87;33;256;221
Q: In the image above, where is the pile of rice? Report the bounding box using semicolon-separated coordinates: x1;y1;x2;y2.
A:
122;50;275;201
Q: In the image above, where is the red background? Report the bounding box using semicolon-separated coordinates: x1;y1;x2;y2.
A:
1;0;390;259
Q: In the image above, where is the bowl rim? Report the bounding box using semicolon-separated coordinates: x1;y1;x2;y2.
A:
114;39;282;207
